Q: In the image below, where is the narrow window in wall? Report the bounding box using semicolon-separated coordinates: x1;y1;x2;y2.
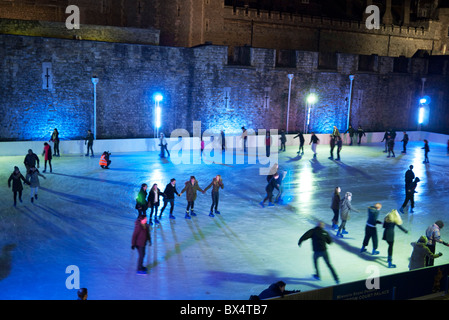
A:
42;62;53;90
263;87;271;110
205;18;210;32
224;87;231;109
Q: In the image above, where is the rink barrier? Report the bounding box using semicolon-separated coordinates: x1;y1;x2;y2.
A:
0;130;447;157
267;263;449;300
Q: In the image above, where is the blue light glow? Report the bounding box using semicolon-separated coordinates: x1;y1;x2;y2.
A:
418;107;425;124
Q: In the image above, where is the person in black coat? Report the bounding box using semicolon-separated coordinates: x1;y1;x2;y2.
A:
293;131;305;154
147;183;165;225
50;128;60;157
160;179;180;220
279;129;286;152
131;215;152;274
135;184;148;217
381;130;389;152
382;209;408;268
401;131;409;153
422;139;430;163
387;135;395;158
357;126;366;145
404;165;415;193
23;149;40;172
8;166;30;207
84;129;94;157
399;177;420;214
330;187;341;230
260;173;279;207
298;221;339;284
344;125;356;146
361;203;383;255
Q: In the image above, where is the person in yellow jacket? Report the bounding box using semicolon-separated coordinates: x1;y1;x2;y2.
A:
99;151;111;169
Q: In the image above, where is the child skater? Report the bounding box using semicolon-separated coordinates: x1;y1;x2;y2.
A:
180;176;205;219
8;166;30;207
330;187;341;230
26;166;46;203
147;183;165;225
382;209;408;268
337;192;359;238
204;175;224;217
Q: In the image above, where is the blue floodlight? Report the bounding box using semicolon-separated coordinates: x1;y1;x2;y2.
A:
154;93;163;102
418;107;425;124
156;106;161;129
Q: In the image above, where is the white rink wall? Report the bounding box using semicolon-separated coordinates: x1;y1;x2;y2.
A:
0;131;447;157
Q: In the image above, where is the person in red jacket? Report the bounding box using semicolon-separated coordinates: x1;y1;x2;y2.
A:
131;215;152;274
42;142;52;173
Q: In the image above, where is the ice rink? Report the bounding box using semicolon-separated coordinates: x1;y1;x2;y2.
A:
0;140;448;300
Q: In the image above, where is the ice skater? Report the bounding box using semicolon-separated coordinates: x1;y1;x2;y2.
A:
99;151;111;169
298;221;339;284
260;172;280;207
425;220;449;266
330;187;341;230
84;129;94;157
50;128;60;157
241;126;248;153
361;203;383;255
401;131;409;154
148;183;165;225
328;135;336;160
344;125;355;146
279;129;286;152
23;149;40;172
337;192;359;238
135;183;148;217
386;135;395;158
293;131;305;154
160;178;180;220
382;209;408;268
381;130;389;152
265;131;272;157
221;130;226;151
42;142;53;173
204;175;224;217
309;132;319;158
159;133;170;158
335;136;343;161
8;166;30;207
409;236;443;271
399;177;420;214
404;165;415;193
131;214;152;275
422;139;430;163
26;166;46;203
179;176;205;219
357;125;366;145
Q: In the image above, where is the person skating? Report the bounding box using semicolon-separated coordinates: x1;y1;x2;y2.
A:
42;142;53;173
361;203;383;255
265;131;272;157
84;129;94;157
23;149;40;172
328;135;336;160
387;135;395;158
159;133;170;158
381;130;389;152
401;131;409;154
357;125;366;145
260;173;280;207
241;126;248;153
147;183;165;225
335;136;343;161
279;129;286;152
135;184;148;217
409;236;443;271
204;175;224;217
298;221;339;284
293;131;305;154
220;130;226;152
404;165;415;193
382;209;408;268
26;166;46;203
330;187;341;230
99;151;111;169
131;214;152;275
399;177;420;214
422;139;430;163
309;132;319;158
425;220;449;266
180;176;205;219
160;179;180;220
8;166;30;207
49;128;60;157
344;125;355;146
337;192;359;237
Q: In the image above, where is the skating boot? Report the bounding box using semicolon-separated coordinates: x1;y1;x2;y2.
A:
336;230;343;238
185;211;191;219
190;210;197;217
313;274;320;281
209;211;215;217
342;230;348;235
360;246;367;253
387;257;396;268
259;201;265;208
399;207;404;214
169;214;176;220
214;210;221;215
410;208;414;213
268;202;275;207
372;249;380;255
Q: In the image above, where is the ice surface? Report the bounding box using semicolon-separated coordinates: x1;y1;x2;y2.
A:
0;141;448;300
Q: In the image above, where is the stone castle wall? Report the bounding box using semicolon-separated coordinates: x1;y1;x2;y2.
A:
1;33;448;141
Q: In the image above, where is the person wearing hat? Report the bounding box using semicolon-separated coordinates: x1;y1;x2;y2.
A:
409;236;443;270
131;215;152;274
8;166;31;207
425;220;449;266
399;177;420;214
77;288;88;300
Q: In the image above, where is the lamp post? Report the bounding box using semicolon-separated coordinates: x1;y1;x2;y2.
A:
91;77;99;140
418;78;426;131
154;93;163;138
305;91;317;134
286;74;294;133
347;75;355;130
